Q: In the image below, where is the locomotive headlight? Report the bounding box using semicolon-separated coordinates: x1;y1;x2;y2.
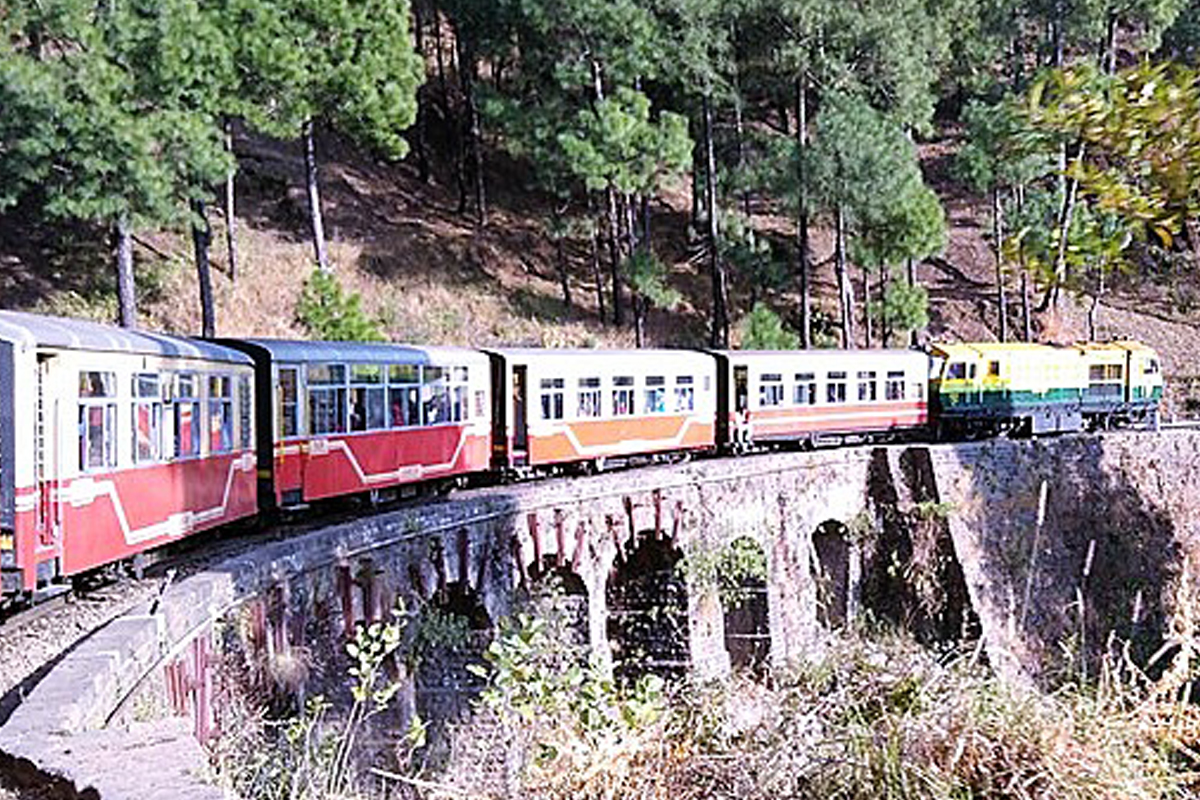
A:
0;533;14;567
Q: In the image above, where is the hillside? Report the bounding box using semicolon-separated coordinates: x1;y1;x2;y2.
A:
4;125;1200;414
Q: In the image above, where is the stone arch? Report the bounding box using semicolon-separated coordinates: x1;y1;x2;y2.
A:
811;520;852;629
721;537;771;672
524;557;590;650
607;531;688;680
415;580;492;728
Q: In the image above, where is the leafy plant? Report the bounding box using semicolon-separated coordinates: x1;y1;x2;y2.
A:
295;269;385;342
738;302;800;350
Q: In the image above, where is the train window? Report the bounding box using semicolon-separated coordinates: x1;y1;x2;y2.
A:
131;373;163;464
946;362;967;380
969;364;978;380
644;376;666;414
793;373;817;405
351;364;382;383
238;376;252;449
209;376;234;454
453;366;469;382
79;371;117;471
759;374;784;407
308;364;347;435
1107;364;1123;380
826;371;847;404
674;376;695;412
389;364;419;383
578;377;602;418
423;367;450;425
612;376;635;416
857;371;877;402
279;369;299;438
453;385;468;422
174;374;202;458
388;364;421;427
307;363;346;385
988;361;1001;378
885;371;906;401
475;390;487;418
350;365;386;432
1146;359;1160;374
540;378;565;420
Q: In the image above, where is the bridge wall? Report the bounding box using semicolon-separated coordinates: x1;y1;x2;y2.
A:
5;432;1200;797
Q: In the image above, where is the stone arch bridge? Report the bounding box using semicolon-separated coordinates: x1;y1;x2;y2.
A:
5;432;1200;798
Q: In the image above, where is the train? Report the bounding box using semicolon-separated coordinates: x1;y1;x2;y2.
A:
0;310;1164;604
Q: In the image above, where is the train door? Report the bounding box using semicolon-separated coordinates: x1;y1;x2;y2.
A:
34;354;61;581
733;365;749;444
276;364;305;506
512;365;529;466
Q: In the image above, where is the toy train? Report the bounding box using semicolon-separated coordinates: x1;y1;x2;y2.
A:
0;310;1164;603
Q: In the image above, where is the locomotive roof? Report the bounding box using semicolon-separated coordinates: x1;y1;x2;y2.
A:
929;341;1157;358
0;310;251;364
226;338;488;365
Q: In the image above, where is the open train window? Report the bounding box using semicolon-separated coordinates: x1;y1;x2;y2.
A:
946;362;967;380
826;372;847;404
349;364;385;432
174;373;202;458
988;361;1001;377
644;376;666;413
794;372;817;405
759;373;784;407
856;371;877;402
540;378;565;420
885;371;905;401
674;376;695;412
388;365;421;427
79;371;117;471
423;367;450;425
578;377;601;418
612;376;635;416
131;373;162;464
209;376;234;454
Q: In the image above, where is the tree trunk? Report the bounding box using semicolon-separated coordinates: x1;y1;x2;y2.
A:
191;199;216;338
1051;1;1065;67
588;195;607;324
691;123;703;229
1040;141;1085;311
114;215;137;329
993;185;1007;342
862;264;873;348
835;203;853;348
1104;10;1118;74
303;119;330;272
605;187;623;326
641;195;651;251
1088;264;1104;341
552;206;572;310
412;0;430;183
703;93;728;348
880;263;891;348
1017;184;1032;340
907;257;918;346
796;78;812;349
633;295;645;348
457;33;486;226
223;119;239;282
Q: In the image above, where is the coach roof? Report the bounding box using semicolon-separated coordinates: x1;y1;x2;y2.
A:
224;338;486;365
0;310;251;364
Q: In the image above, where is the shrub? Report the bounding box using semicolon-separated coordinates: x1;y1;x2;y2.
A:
295;268;385;342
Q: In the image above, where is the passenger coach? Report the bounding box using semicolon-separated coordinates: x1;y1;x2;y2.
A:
223;340;492;508
485;348;718;471
0;312;257;600
713;349;931;447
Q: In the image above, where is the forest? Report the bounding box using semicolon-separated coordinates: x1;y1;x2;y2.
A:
4;0;1200;353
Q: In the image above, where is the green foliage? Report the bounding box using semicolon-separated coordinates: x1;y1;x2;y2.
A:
470;612;665;743
737;302;800;350
558;87;692;196
625;250;682;311
721;208;788;295
868;279;930;339
852;181;947;271
677;536;768;609
295;269;385;342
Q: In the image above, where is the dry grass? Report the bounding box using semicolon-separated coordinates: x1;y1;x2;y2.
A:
429;630;1200;800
